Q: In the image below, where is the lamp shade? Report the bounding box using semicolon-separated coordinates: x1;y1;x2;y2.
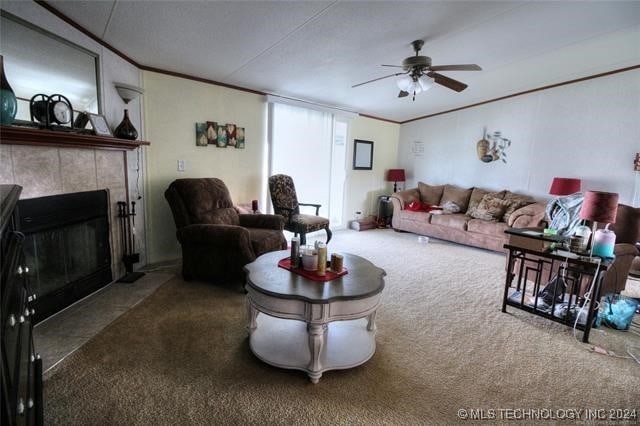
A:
396;76;413;91
386;169;405;182
114;82;144;104
418;75;435;91
579;190;619;223
549;177;581;196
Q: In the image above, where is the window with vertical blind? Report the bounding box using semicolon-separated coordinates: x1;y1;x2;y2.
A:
269;100;353;229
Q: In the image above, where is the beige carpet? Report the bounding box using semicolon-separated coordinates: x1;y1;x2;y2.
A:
44;229;640;425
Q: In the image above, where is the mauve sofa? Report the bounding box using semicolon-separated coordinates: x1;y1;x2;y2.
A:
390;182;547;252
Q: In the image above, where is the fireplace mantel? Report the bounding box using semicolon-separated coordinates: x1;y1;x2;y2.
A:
0;125;150;151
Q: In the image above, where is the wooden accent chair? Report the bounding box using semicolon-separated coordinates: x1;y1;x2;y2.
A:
268;174;332;246
165;178;287;283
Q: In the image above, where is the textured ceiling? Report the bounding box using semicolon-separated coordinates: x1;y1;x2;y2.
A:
44;0;640;122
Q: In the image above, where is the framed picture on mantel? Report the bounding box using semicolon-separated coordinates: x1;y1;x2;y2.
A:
87;113;112;137
353;139;373;170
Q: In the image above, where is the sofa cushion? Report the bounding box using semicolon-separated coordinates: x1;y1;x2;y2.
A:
430;213;470;230
502;191;536;223
469;194;510;221
397;209;433;224
418;182;444;205
441;184;473;213
502;199;532;223
467;219;509;235
468;188;506;213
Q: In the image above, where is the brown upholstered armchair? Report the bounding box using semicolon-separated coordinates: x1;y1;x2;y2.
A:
602;203;640;293
165;178;287;283
268;174;332;246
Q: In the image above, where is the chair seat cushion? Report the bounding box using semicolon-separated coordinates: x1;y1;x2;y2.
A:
291;214;329;233
247;228;286;257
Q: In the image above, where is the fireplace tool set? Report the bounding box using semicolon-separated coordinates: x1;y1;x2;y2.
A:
117;200;145;283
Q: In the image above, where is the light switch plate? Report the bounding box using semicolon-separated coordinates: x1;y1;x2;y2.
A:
177;160;185;172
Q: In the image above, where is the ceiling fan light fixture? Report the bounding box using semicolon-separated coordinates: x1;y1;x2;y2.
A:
418;75;435;91
396;75;413;91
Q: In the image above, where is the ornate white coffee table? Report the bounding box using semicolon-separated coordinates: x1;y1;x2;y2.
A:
244;250;386;383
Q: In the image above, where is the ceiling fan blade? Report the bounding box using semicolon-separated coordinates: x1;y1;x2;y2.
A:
398;90;409;98
427;72;468;92
352;72;407;88
429;64;482;72
381;64;404;68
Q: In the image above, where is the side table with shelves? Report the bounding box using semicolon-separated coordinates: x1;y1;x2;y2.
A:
502;228;611;343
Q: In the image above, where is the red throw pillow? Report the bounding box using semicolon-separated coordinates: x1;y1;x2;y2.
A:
406;201;423;211
406;201;442;212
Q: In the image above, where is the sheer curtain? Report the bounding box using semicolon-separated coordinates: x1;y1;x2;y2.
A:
270;102;333;219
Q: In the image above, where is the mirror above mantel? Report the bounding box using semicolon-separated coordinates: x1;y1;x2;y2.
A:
0;10;101;120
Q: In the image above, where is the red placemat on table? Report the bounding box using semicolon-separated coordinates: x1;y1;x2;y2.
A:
278;257;348;282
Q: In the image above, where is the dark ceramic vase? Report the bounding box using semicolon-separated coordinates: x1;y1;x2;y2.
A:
114;109;138;140
0;55;17;125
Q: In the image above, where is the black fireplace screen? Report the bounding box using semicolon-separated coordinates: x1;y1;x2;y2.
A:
18;190;112;323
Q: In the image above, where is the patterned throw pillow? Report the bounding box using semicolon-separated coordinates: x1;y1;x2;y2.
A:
469;194;510;221
467;189;505;215
502;199;533;223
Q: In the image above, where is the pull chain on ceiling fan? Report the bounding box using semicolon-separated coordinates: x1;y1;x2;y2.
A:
352;39;482;100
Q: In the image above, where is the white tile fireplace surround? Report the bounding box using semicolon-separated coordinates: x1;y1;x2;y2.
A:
0;143;131;280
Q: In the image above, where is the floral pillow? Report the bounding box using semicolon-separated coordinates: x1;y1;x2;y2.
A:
469;194;510;221
502;199;533;222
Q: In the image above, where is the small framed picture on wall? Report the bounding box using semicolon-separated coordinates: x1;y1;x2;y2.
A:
236;127;245;149
353;139;374;170
206;121;217;145
217;125;228;147
195;123;207;146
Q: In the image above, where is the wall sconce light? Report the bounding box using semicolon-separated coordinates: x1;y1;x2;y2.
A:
114;82;144;104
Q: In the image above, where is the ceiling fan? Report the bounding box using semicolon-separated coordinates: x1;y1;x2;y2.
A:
352;39;482;100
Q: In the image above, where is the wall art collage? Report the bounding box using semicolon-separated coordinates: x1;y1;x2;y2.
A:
195;122;245;149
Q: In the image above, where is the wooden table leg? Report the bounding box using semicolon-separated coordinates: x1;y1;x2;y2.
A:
307;323;327;383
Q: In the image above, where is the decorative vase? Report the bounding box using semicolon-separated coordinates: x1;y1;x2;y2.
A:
114;109;138;140
0;55;18;125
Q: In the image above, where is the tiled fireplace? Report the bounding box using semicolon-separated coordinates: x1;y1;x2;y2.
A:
0;141;137;316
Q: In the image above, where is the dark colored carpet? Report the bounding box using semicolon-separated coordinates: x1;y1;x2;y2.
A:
44;230;640;425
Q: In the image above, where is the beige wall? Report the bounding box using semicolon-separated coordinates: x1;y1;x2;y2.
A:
143;71;268;263
346;116;400;220
143;71;401;263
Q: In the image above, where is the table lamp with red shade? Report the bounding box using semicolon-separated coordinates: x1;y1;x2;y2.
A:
386;169;405;193
579;190;619;258
545;177;582;236
549;177;581;196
